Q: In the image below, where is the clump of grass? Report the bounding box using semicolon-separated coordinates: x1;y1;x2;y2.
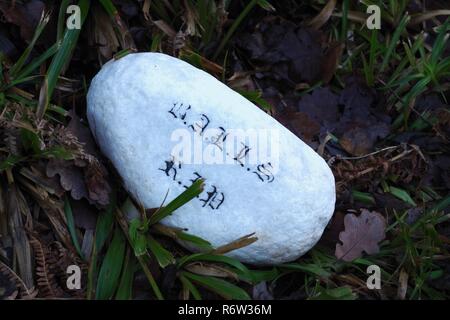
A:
37;0;91;119
90;180;260;300
1;0;449;301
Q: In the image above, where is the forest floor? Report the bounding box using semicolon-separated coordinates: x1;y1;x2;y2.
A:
0;0;449;300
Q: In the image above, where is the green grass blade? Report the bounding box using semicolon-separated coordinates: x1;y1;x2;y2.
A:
309;286;356;300
176;230;214;251
87;195;116;299
57;0;71;41
389;186;417;207
96;226;126;300
431;18;449;66
148;179;204;225
178;253;250;275
237;90;272;111
147;236;175;267
181;271;250;300
99;0;117;16
37;0;90;119
280;263;331;278
352;190;376;204
235;268;279;284
118;206;164;300
380;13;410;73
9;11;50;79
340;0;349;41
95;205;116;251
0;155;23;172
10;44;59;86
115;250;136;300
431;196;450;213
63;197;84;259
256;0;275;11
368;29;379;86
128;218;148;257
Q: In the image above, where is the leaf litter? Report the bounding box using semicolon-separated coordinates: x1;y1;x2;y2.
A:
0;0;449;300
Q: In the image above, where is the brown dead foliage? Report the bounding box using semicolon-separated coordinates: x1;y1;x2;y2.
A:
0;100;107;299
29;233;65;298
335;209;386;261
331;144;428;194
28;233;87;298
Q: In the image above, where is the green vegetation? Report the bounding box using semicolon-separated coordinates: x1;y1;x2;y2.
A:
0;0;449;300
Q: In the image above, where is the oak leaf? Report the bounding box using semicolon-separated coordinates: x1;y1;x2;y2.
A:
335;209;386;261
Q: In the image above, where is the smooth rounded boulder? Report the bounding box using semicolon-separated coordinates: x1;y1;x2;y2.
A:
87;52;335;265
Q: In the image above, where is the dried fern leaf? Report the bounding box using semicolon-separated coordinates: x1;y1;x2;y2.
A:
0;261;38;299
29;234;66;298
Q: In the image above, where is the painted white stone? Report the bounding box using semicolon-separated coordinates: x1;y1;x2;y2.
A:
87;52;335;265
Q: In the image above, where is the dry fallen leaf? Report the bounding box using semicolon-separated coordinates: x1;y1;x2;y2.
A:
90;6;120;59
142;0;151;21
0;0;45;42
321;41;344;84
6;185;34;289
308;0;337;30
84;160;111;206
397;268;409;300
235;19;325;85
46;159;87;201
45;111;111;206
335;209;386;261
184;263;239;280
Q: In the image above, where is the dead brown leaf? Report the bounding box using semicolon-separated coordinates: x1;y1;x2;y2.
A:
46;159;87;201
142;0;151;20
84;160;111;206
182;0;198;36
397;268;409;300
213;233;258;255
90;6;120;59
308;0;337;30
45;110;111;206
340;127;377;156
29;234;65;298
335;209;386;261
6;184;34;289
0;261;38;299
0;1;45;42
184;263;239;280
321;41;344;83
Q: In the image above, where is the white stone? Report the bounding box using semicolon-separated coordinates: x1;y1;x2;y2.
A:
87;53;335;265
